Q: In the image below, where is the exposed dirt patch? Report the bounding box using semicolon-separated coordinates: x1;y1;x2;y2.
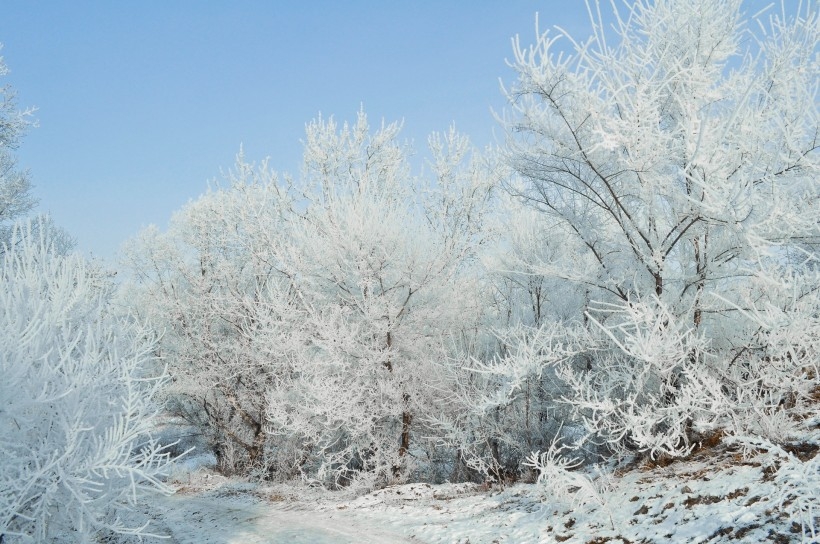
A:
725;487;749;500
683;487;747;508
744;495;761;507
707;526;733;540
782;441;820;462
766;529;792;544
732;523;761;539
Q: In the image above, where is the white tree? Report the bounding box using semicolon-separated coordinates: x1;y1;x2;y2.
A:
0;49;72;254
427;195;594;483
123;112;495;487
501;0;820;458
263;115;494;488
121;171;288;474
0;50;36;246
0;222;174;543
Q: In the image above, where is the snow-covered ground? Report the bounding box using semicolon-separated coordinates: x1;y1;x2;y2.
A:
132;440;817;544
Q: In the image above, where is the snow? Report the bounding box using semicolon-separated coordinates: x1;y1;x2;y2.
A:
129;443;815;544
151;494;417;544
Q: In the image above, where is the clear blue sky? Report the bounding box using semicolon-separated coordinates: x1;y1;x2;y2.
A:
0;1;779;261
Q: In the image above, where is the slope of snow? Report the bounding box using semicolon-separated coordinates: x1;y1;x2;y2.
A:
326;447;813;543
128;441;817;544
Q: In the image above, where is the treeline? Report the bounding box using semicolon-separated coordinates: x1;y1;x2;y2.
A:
2;1;820;541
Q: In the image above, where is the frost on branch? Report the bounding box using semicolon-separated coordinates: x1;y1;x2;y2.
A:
124;112;496;488
0;222;173;543
523;432;613;528
502;0;820;459
0;53;35;246
727;434;819;541
560;296;709;459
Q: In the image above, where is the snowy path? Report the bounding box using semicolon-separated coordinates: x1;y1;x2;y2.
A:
148;492;421;544
140;443;815;544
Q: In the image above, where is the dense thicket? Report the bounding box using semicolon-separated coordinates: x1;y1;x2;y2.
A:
122;1;820;494
123;115;498;488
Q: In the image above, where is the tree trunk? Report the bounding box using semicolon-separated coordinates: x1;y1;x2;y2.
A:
693;234;706;329
399;400;412;457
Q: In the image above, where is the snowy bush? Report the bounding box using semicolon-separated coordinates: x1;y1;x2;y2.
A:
523;433;612;528
0;224;174;543
727;435;819;542
0;53;35;248
431;323;588;483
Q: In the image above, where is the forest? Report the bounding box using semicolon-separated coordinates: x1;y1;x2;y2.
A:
2;1;819;542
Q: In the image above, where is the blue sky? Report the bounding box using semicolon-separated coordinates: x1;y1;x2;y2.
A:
0;1;780;260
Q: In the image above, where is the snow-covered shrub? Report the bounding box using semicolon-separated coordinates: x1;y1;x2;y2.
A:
459;297;710;461
0;223;173;543
523;433;612;527
432;323;588;483
728;435;819;542
522;286;819;460
559;296;712;458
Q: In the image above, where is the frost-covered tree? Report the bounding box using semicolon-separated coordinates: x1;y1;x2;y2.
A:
500;0;820;458
121;171;301;475
0;50;36;246
0;222;174;543
0;49;72;254
264;116;493;488
123;112;495;487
